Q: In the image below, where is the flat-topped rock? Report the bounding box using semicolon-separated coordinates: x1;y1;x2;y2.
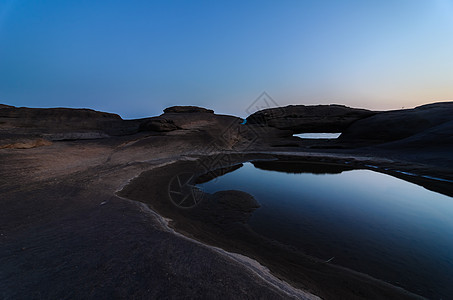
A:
163;106;214;114
0;104;140;138
246;104;375;133
0;105;122;120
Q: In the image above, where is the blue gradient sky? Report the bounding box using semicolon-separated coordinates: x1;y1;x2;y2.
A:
1;0;452;118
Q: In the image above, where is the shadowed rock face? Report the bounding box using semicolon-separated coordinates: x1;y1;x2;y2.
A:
339;102;453;147
246;104;376;133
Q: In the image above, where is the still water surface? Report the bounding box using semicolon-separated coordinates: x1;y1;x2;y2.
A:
198;162;453;299
293;133;341;139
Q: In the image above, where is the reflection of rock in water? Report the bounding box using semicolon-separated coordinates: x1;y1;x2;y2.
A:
184;190;260;232
195;164;243;184
168;172;206;209
168;164;260;232
253;161;353;174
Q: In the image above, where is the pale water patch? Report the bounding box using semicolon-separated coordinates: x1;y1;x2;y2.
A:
294;133;341;139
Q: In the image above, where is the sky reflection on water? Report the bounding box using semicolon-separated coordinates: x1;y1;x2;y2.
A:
293;133;341;139
198;162;453;299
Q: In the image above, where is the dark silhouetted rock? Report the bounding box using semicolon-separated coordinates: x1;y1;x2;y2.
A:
340;102;453;147
386;120;453;149
0;104;14;108
252;161;354;174
164;106;214;114
0;105;122;120
246;104;375;133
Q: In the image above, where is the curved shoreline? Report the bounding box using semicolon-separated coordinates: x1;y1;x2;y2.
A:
118;195;320;300
114;158;320;299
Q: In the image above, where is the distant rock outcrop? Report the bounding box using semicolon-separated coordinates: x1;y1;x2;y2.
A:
339;102;453;147
138;106;292;149
164;106;214;114
3;102;451;152
0;106;121;119
0;104;14;109
246;104;375;133
0;105;137;139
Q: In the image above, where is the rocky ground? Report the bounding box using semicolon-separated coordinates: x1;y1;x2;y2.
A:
1;102;452;299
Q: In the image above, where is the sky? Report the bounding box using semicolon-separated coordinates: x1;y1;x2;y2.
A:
0;0;452;119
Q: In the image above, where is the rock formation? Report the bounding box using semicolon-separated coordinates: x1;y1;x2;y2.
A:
0;105;136;140
246;104;376;133
163;106;214;114
339;102;453;147
0;104;291;150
